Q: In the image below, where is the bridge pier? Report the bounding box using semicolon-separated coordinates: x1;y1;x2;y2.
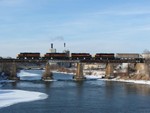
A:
105;63;114;78
73;63;86;81
8;62;20;80
135;63;149;78
42;62;53;81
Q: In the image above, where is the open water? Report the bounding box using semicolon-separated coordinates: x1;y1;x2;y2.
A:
1;70;150;113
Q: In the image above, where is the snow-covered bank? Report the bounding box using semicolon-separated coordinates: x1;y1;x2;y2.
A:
103;78;150;85
91;76;150;85
83;70;150;85
84;72;150;85
0;90;48;109
17;69;150;85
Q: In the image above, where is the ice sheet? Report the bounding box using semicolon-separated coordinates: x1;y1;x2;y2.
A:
0;90;48;109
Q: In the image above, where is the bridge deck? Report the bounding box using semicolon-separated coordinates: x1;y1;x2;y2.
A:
0;59;145;63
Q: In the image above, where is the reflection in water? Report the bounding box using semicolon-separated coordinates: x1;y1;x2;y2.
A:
104;81;117;98
75;81;84;99
104;81;150;98
11;82;17;89
44;81;52;88
44;81;53;93
124;83;150;96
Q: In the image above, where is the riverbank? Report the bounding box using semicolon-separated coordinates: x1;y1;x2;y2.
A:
99;78;150;85
1;69;150;85
45;69;150;85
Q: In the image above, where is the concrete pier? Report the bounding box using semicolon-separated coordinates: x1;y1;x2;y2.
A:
73;63;86;81
8;62;20;80
42;62;53;80
135;63;149;77
105;63;114;78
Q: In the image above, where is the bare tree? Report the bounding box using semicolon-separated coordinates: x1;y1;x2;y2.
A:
143;49;150;53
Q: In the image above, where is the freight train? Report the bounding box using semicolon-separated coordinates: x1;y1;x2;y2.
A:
43;53;69;60
17;53;40;59
17;52;144;61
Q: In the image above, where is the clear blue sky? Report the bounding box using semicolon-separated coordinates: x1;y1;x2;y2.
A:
0;0;150;57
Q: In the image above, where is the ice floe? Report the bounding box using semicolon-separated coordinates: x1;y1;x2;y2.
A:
0;89;48;109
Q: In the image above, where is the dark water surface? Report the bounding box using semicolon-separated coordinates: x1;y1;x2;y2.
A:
1;71;150;113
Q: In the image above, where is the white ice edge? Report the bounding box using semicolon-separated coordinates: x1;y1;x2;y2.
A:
17;70;40;77
98;78;150;85
17;70;42;80
85;75;104;79
0;90;48;109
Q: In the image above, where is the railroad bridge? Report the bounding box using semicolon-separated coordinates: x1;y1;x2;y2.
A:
0;58;148;81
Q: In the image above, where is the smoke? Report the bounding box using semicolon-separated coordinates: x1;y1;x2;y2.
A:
51;36;64;41
49;36;67;49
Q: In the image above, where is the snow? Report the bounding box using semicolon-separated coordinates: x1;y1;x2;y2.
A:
85;75;150;85
85;75;103;79
0;70;48;109
84;70;150;85
109;79;150;85
18;71;39;77
17;70;42;80
44;79;57;82
2;68;150;110
0;89;48;109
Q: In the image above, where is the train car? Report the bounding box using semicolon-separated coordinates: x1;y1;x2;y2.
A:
43;53;69;60
94;53;115;60
116;53;140;59
142;53;150;59
17;52;40;59
71;53;92;60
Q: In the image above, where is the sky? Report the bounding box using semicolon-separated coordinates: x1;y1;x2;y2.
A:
0;0;150;57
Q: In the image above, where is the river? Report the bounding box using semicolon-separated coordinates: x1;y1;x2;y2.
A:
1;70;150;113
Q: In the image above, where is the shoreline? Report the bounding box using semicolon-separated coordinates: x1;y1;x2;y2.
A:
98;78;150;85
2;69;150;85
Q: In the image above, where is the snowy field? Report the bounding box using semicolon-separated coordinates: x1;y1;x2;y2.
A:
0;90;48;109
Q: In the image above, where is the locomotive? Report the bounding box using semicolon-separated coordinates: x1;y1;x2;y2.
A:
17;53;40;59
43;53;69;60
94;53;115;60
71;53;92;60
